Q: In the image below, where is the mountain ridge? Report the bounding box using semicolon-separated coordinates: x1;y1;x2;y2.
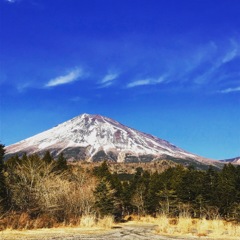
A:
221;156;240;165
5;113;220;168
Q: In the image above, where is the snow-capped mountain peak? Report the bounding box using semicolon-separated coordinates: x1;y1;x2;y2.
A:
5;113;217;166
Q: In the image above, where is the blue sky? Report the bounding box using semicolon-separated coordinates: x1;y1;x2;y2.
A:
0;0;240;160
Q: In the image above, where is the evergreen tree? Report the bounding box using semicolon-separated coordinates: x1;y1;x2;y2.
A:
42;151;53;164
0;144;7;211
215;164;238;217
158;187;177;216
111;172;123;199
0;144;5;170
93;162;123;218
55;152;68;171
130;167;143;193
93;160;111;180
156;166;185;216
121;181;133;215
5;155;20;168
94;179;116;216
177;169;204;203
202;166;218;206
129;169;150;216
131;183;146;217
21;152;28;163
145;172;161;215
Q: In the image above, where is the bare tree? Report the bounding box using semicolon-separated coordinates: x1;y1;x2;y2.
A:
131;184;145;218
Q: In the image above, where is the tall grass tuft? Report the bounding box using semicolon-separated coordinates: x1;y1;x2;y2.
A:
155;214;172;234
97;215;114;229
80;214;96;228
154;214;240;238
176;216;193;234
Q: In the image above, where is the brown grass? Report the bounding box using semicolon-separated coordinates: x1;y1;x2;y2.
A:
0;213;115;231
97;215;115;229
80;214;96;228
5;163;98;228
0;226;108;240
0;214;115;240
125;214;240;238
0;212;60;230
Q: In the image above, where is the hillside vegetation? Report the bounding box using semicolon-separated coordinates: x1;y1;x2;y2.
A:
0;144;240;238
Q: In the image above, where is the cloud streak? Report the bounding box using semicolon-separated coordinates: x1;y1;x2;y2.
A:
45;68;83;87
220;86;240;93
99;72;119;88
102;73;118;83
193;41;240;85
6;0;16;3
127;76;166;88
123;38;240;93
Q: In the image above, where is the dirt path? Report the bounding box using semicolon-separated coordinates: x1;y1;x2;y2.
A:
1;223;234;240
57;224;169;240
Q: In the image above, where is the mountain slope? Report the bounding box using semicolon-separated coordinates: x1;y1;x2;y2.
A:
221;157;240;165
5;113;219;167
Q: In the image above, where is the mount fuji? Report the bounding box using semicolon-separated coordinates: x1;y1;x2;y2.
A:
5;113;220;167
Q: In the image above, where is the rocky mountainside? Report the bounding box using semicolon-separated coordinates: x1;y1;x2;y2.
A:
5;113;220;168
221;157;240;165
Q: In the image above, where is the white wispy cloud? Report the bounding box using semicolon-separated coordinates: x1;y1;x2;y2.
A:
102;73;118;83
16;82;32;92
127;76;166;88
221;48;238;64
222;39;239;64
123;39;240;92
220;86;240;94
127;79;151;88
45;68;83;87
193;41;240;86
99;72;119;88
6;0;16;3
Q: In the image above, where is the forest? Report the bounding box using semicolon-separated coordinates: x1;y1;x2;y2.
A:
0;143;240;230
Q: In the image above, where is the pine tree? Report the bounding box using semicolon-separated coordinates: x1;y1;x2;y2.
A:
21;152;28;163
215;164;238;217
5;155;20;168
93;160;111;180
202;166;218;206
130;167;143;192
129;169;150;216
131;183;146;217
177;168;204;203
122;181;132;215
0;144;5;170
42;151;53;164
0;144;7;211
94;179;116;216
55;153;68;171
158;187;177;216
93;162;123;218
145;172;161;215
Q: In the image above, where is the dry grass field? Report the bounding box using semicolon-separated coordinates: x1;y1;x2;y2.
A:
134;214;240;239
1;214;239;240
0;215;114;240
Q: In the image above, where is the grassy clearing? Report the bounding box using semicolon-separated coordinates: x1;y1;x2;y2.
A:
79;214;114;229
0;214;115;240
133;214;240;239
97;215;115;229
1;214;239;239
0;213;115;230
0;226;108;240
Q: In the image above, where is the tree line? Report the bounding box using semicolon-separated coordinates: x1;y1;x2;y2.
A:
92;161;240;221
0;143;239;228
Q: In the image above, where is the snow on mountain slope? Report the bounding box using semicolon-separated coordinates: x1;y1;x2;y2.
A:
5;113;217;166
221;157;240;165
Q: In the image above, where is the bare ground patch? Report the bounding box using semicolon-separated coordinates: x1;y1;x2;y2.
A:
1;222;239;240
